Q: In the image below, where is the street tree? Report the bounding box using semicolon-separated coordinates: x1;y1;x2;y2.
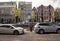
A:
29;10;35;32
31;10;35;22
12;4;20;23
52;10;56;22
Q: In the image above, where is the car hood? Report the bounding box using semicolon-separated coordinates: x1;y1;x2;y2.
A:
15;27;23;30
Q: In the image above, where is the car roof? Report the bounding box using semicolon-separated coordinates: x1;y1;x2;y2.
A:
0;24;14;26
39;22;51;24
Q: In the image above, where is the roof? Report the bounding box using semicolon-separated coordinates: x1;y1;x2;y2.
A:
0;24;14;26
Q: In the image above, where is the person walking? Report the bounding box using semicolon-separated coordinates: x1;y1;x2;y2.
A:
29;22;33;32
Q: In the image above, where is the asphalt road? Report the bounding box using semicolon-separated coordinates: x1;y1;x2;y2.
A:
0;30;60;41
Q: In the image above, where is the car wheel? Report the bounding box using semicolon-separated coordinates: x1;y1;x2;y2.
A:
14;31;19;35
57;30;60;34
39;30;44;34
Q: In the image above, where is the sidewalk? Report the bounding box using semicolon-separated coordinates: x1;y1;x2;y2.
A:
24;29;34;33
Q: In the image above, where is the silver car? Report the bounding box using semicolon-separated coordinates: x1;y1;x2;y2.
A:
0;24;24;35
34;23;60;34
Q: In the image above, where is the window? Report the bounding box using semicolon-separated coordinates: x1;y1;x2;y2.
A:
0;25;11;28
13;25;20;27
57;24;60;26
39;23;51;26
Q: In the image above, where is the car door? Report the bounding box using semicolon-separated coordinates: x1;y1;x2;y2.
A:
49;24;57;32
2;25;14;34
43;23;52;32
0;25;14;34
0;25;6;33
45;24;57;32
7;25;14;33
46;25;53;32
0;25;10;33
39;23;51;32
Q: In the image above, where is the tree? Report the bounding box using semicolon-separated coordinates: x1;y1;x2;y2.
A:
12;5;20;16
31;10;35;20
52;10;56;22
30;10;35;32
12;4;20;23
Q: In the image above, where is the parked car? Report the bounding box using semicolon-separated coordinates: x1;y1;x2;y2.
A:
0;24;24;35
34;22;60;34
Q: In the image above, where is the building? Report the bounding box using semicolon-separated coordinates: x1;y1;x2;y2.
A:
37;5;54;22
0;1;32;23
18;2;32;22
56;8;60;22
32;7;38;22
0;2;16;23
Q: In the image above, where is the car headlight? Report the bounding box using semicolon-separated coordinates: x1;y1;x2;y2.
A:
19;29;23;30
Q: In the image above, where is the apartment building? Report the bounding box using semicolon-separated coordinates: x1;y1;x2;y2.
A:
18;2;32;22
37;5;54;22
0;2;16;23
56;8;60;22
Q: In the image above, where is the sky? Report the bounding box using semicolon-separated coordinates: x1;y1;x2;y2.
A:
0;0;60;8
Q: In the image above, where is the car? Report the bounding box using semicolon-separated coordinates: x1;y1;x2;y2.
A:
34;22;60;34
0;24;24;35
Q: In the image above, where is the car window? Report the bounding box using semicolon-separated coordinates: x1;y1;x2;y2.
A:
57;24;60;26
13;25;21;27
39;23;51;26
0;25;11;28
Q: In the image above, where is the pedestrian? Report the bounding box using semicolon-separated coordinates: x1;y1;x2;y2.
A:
29;22;33;32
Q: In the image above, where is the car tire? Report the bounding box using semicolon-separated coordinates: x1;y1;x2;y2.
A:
13;31;19;35
39;30;44;34
57;29;60;34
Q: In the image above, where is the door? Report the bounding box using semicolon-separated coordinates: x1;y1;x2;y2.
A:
0;25;14;34
44;25;52;32
6;26;14;33
49;25;57;32
3;25;14;34
39;23;52;32
41;23;52;32
0;25;6;33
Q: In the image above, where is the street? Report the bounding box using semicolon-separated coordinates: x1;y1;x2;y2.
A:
0;30;60;41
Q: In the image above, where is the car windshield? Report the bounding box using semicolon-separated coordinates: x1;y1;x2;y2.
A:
13;25;21;27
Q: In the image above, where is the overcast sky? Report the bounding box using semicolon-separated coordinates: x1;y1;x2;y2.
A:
0;0;60;8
